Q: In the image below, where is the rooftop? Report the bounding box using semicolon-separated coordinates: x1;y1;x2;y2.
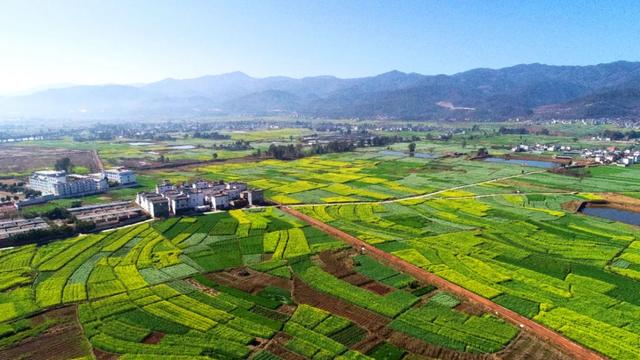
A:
33;170;66;176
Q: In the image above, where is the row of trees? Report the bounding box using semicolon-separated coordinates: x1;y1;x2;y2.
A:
265;134;414;160
265;140;358;160
193;131;231;140
212;140;252;151
54;157;73;172
600;129;640;141
0;181;41;199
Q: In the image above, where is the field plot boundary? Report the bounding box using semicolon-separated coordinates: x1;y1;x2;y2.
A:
280;206;606;360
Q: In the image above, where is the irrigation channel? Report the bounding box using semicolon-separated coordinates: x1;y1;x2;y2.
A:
280;206;606;360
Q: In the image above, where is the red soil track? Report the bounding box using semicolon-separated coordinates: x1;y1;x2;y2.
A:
280;206;606;360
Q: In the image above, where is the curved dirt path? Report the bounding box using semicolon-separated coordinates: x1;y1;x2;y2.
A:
280;206;606;360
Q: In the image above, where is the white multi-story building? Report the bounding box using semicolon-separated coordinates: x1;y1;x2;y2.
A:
137;179;262;216
27;170;66;195
28;171;108;197
103;168;136;185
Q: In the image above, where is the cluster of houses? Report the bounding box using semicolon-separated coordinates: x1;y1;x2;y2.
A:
510;143;640;167
136;180;263;218
511;144;577;154
582;147;640;167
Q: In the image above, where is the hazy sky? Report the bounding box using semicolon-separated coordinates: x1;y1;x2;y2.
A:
1;0;639;94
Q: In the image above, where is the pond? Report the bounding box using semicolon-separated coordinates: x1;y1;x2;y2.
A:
581;206;640;226
168;145;197;150
128;142;154;146
379;150;405;156
414;152;435;159
483;157;557;168
378;150;435;158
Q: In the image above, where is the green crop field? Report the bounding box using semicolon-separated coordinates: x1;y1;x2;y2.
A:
153;152;536;206
299;192;640;359
0;204;522;359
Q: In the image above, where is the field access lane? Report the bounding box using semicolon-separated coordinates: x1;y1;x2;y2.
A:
280;206;606;360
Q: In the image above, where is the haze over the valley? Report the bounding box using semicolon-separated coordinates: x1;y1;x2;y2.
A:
1;1;639;122
2;61;640;120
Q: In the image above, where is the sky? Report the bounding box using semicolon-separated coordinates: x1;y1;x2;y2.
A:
0;0;639;94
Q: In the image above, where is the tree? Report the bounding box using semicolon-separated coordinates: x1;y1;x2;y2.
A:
408;142;416;156
475;148;489;158
212;152;218;160
54;157;72;172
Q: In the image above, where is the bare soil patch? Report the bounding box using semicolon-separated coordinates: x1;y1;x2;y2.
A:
388;331;488;360
317;249;396;294
362;282;394;295
0;306;93;360
497;332;573;360
93;348;119;360
263;333;306;360
205;267;291;294
318;250;354;278
351;334;386;354
142;331;164;344
455;301;485;317
292;277;389;333
341;273;371;286
0;146;101;174
186;277;219;296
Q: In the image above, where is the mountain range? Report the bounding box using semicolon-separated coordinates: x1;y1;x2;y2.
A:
2;61;640;121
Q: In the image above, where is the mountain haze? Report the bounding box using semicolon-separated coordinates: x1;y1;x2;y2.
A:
2;61;640;120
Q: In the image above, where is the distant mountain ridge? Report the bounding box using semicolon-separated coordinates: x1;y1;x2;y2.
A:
2;61;640;120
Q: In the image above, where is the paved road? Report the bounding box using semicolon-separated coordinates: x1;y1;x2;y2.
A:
280;206;606;360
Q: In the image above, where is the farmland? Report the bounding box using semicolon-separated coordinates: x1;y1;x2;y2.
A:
149;152;537;206
298;192;640;359
0;205;531;359
3;125;640;359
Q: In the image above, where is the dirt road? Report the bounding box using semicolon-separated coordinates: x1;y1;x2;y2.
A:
91;150;104;171
280;206;606;360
